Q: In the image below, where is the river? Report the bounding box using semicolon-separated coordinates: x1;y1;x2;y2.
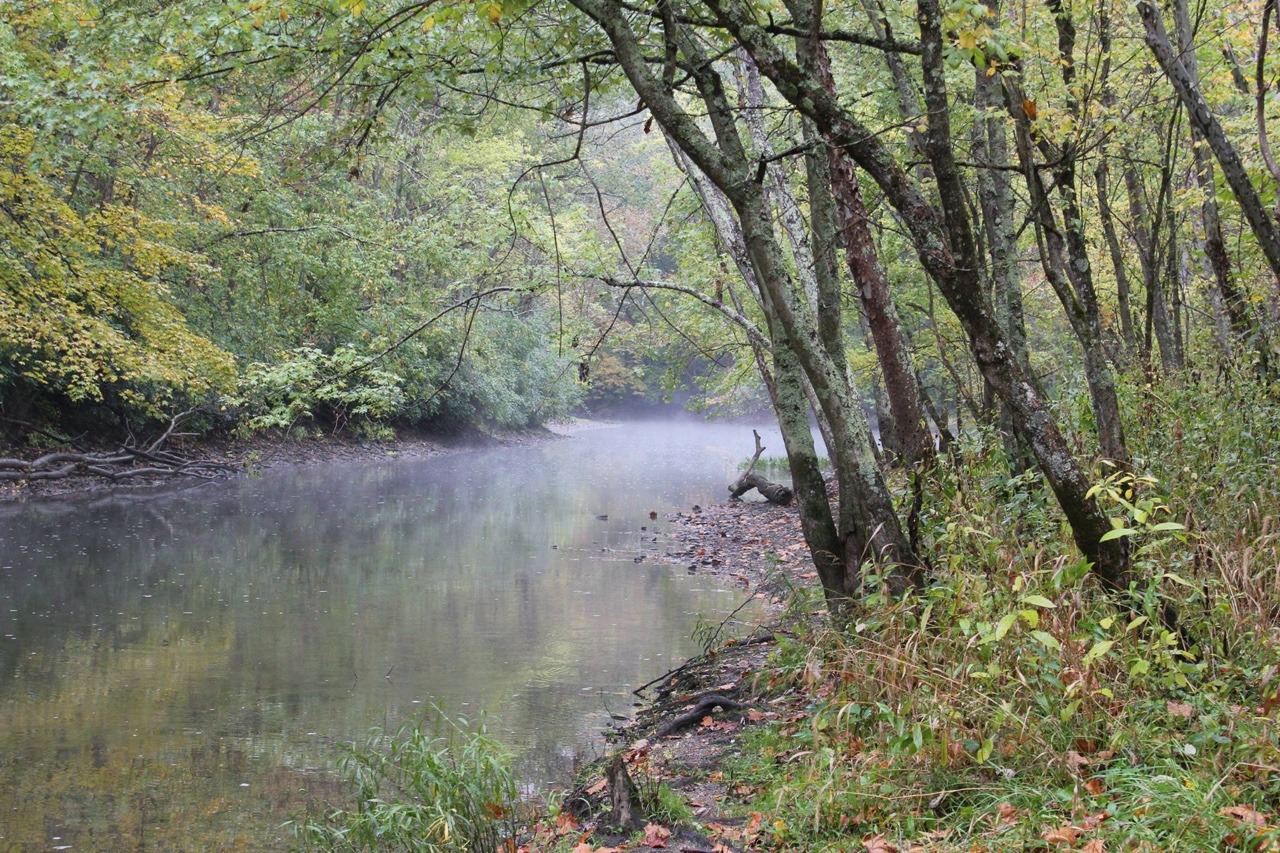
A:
0;420;781;850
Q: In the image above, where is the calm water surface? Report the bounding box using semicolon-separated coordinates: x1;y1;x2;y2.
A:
0;420;781;850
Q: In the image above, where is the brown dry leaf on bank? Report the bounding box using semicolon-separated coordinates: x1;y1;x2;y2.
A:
1065;750;1090;775
1220;804;1269;826
705;821;742;841
862;832;899;852
1080;839;1106;853
1167;700;1196;719
995;802;1019;826
642;822;672;847
1041;824;1084;845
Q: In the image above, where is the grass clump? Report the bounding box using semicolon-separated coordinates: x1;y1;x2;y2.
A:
290;710;519;853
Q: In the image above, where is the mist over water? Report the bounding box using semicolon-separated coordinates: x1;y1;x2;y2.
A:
0;419;781;850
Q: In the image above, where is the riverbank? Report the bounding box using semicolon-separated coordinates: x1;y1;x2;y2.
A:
0;420;569;503
522;496;817;853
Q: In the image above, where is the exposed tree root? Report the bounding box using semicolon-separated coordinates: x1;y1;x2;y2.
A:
0;410;238;484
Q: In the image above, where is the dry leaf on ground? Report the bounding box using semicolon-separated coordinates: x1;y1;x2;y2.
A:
643;822;672;848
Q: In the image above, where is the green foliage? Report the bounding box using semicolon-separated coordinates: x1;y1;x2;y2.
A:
0;124;236;417
290;712;519;853
232;346;404;437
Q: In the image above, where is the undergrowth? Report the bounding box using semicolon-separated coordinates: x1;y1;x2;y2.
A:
721;375;1280;851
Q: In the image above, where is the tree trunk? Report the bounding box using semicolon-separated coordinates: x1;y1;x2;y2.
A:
1139;0;1280;306
698;0;1134;593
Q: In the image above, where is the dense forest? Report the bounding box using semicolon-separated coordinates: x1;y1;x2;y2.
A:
5;0;1280;848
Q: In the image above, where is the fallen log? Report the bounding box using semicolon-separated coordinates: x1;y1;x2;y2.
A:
727;430;793;505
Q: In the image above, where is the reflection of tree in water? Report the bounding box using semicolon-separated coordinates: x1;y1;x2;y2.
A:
0;422;766;848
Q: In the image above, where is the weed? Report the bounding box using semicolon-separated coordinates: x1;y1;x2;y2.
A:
289;709;519;852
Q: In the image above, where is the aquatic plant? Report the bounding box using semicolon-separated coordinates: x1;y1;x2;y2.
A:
290;711;519;853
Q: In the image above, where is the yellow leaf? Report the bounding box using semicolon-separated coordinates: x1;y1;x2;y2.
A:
422;14;435;31
351;0;365;16
957;30;977;49
487;2;502;24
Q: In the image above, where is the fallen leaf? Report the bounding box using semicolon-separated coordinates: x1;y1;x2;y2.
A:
862;832;899;852
1167;701;1195;719
1220;804;1269;826
1042;824;1084;845
705;822;742;840
643;822;672;847
571;843;593;853
996;802;1018;825
555;813;580;834
585;778;608;796
1081;840;1106;853
1085;777;1106;796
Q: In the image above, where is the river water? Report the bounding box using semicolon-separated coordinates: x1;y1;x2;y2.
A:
0;420;780;850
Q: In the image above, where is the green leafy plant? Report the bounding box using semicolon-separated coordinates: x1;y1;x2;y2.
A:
232;346;405;437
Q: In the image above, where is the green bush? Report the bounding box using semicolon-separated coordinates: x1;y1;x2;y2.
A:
232;346;405;437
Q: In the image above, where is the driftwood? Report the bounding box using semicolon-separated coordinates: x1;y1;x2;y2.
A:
727;430;792;505
0;410;238;484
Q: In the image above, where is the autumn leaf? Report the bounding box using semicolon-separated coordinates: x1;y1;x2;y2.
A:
1167;701;1195;719
1022;98;1038;120
862;832;899;852
1220;804;1270;826
1081;839;1106;853
1084;777;1106;796
996;802;1019;825
1042;824;1084;845
643;822;672;847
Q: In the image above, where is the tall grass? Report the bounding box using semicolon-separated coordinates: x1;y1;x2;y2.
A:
290;711;519;853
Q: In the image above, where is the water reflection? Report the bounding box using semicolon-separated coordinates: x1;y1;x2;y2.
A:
0;420;781;850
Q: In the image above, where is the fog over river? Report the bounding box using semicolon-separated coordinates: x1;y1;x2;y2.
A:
0;419;781;850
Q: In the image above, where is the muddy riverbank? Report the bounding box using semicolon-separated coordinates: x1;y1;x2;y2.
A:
525;496;819;853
